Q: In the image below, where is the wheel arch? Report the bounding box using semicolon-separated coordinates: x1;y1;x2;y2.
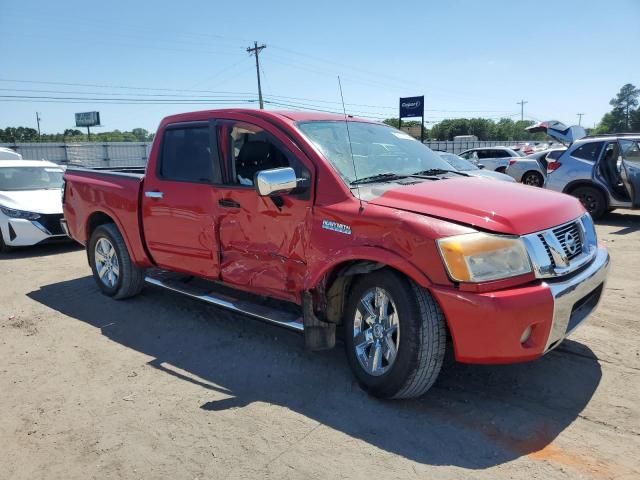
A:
563;180;610;208
308;250;434;325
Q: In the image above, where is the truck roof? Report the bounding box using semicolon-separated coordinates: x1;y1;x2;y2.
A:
160;108;378;126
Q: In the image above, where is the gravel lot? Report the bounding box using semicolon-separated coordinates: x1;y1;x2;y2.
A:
1;210;639;480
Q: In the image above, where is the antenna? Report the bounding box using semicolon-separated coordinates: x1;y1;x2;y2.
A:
337;76;363;211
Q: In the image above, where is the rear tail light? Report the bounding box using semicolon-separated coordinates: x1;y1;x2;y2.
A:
508;159;517;166
547;161;562;173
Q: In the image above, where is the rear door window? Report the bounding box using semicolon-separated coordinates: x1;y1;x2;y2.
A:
159;126;221;183
571;142;604;162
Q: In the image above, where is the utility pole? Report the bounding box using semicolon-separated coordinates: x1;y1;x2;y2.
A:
247;41;266;109
577;113;585;126
36;112;41;140
516;100;528;121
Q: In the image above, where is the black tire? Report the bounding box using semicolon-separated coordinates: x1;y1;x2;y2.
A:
522;171;544;187
88;223;145;299
571;186;607;220
343;269;446;399
0;229;11;253
496;166;507;173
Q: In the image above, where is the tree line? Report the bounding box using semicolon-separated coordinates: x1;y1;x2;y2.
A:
0;127;155;143
384;83;640;141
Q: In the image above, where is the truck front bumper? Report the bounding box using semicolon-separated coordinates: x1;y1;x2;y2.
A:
430;246;610;364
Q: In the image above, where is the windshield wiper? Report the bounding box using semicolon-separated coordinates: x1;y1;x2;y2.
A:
410;168;469;177
350;172;409;185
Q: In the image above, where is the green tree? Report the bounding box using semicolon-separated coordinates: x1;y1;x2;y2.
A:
609;83;639;131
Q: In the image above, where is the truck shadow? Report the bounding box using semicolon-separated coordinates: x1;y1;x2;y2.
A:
598;211;640;235
28;276;602;470
0;241;82;260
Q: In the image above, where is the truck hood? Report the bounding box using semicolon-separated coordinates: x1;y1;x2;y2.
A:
525;120;586;145
364;177;584;235
0;189;63;214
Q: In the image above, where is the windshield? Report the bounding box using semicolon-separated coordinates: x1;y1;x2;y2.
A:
438;152;479;171
296;121;452;184
0;167;64;191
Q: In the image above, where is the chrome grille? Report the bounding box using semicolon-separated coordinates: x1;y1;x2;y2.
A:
522;214;598;279
538;233;556;268
552;221;583;261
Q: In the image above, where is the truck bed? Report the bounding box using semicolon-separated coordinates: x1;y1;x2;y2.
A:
63;167;151;266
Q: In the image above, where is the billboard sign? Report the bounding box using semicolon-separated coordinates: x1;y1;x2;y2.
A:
75;111;101;127
399;96;424;118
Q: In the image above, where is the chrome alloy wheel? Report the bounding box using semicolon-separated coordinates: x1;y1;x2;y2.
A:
94;237;120;288
353;287;400;376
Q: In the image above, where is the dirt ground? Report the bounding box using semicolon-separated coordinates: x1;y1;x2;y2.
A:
1;211;639;480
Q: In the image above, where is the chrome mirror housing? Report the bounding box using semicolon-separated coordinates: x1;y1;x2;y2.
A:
255;167;298;196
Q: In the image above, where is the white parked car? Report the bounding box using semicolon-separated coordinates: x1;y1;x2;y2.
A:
0;147;22;160
437;152;516;182
0;160;67;252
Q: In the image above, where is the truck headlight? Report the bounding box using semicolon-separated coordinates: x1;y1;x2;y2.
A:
0;205;41;220
437;232;532;282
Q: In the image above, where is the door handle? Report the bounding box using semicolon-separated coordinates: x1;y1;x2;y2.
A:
145;191;164;199
218;198;241;208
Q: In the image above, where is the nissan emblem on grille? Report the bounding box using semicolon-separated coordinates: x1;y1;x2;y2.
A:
564;231;578;255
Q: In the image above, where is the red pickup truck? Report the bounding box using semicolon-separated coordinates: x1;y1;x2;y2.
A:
62;109;610;399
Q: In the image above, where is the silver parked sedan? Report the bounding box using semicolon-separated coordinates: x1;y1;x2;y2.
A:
506;148;566;186
438;152;516;182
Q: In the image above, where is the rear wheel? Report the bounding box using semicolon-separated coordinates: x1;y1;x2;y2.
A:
343;270;446;399
522;171;544;187
571;186;606;220
496;166;507;173
88;223;145;299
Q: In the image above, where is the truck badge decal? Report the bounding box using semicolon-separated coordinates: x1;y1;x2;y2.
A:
322;220;352;235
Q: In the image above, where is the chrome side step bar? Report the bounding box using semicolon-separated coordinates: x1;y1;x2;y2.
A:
144;273;304;332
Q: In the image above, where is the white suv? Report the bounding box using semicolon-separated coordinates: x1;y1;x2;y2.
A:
458;147;524;172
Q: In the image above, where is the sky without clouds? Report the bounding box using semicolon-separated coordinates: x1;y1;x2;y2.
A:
1;0;639;134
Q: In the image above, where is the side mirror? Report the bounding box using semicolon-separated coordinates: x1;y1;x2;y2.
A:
255;167;298;196
477;164;486;169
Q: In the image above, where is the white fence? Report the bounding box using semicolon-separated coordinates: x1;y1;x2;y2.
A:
423;140;523;154
0;142;151;168
2;140;528;168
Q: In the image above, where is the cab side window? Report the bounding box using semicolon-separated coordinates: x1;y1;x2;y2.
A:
160;126;220;183
222;122;309;186
571;142;603;162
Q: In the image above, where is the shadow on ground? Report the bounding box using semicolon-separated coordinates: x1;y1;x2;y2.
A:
29;276;602;469
597;210;640;235
0;241;83;260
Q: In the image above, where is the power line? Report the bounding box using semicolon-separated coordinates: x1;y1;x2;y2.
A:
0;80;516;115
577;113;585;126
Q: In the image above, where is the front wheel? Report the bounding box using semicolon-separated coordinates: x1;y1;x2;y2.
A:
571;186;606;220
88;223;145;299
343;270;446;399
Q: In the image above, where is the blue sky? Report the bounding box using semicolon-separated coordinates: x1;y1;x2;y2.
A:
1;0;639;134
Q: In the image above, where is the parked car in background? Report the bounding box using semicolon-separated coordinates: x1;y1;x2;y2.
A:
62;109;609;399
506;148;566;187
545;134;640;218
0;160;67;252
437;152;515;182
0;147;22;160
458;146;524;172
